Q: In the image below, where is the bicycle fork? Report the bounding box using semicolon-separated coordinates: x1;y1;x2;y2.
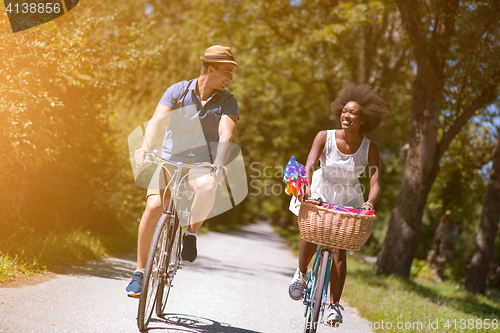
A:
158;212;180;288
320;251;332;323
303;247;332;324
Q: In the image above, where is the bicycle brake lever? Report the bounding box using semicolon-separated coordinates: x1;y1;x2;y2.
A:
304;196;324;205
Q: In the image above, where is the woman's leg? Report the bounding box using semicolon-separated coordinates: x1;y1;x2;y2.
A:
329;249;346;303
299;240;317;273
289;239;317;300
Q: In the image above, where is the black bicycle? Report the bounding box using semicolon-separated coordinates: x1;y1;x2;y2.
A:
137;150;214;331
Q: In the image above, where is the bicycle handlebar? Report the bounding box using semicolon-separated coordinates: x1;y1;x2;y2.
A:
303;195;324;205
143;150;216;176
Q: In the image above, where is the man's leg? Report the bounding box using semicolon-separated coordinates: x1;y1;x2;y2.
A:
136;194;165;269
181;173;217;263
126;165;171;297
187;173;218;233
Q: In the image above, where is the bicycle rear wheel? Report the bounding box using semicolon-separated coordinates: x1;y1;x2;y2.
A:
155;211;181;316
305;250;329;333
137;213;169;331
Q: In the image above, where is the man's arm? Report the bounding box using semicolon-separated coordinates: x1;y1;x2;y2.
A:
135;104;173;167
213;114;238;181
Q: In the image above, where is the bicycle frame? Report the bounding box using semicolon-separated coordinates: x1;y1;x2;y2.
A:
137;150;214;330
302;246;332;332
145;149;215;286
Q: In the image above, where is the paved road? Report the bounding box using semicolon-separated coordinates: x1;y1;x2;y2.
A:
0;222;373;333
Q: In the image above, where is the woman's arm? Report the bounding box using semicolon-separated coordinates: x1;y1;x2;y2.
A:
304;131;328;196
362;142;381;210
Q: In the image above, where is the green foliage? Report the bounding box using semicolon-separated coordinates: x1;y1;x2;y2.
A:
0;253;35;283
414;121;495;279
0;0;498;286
0;0;168;239
343;253;500;333
169;0;413;229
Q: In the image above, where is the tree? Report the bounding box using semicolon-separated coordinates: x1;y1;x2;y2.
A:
425;121;492;281
373;0;500;277
0;0;175;236
175;0;413;226
465;133;500;293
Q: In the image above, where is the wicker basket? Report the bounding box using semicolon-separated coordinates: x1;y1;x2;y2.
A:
297;201;375;251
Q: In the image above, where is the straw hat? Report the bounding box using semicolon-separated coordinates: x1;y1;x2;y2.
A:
200;45;239;67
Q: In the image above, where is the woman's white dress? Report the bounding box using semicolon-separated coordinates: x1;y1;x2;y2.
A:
289;129;371;215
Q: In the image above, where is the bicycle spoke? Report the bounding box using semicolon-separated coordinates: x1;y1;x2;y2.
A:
156;212;181;316
303;249;330;333
137;213;168;331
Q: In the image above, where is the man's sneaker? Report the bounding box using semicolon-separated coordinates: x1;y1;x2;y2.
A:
324;302;344;327
126;271;143;298
180;234;197;263
288;268;307;300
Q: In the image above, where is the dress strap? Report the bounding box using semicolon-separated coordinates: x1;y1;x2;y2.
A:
359;136;371;166
325;130;335;159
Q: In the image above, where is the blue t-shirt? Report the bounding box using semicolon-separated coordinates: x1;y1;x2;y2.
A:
158;78;238;163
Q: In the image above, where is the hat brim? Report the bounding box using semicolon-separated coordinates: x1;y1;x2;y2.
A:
201;57;239;67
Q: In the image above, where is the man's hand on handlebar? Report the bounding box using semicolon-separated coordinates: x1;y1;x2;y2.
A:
213;163;227;184
135;148;148;168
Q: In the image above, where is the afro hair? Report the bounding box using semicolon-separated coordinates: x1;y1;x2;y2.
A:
331;83;390;135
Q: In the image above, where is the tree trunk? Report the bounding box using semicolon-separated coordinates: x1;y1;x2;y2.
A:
372;74;442;277
426;214;460;282
372;0;499;278
465;137;500;294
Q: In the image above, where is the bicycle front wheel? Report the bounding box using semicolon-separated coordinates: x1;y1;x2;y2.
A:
155;211;181;316
137;213;169;331
305;250;329;333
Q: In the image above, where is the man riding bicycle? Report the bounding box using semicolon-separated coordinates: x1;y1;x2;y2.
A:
126;45;239;297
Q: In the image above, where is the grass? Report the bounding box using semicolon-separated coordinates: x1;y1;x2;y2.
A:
273;225;500;333
0;229;126;283
273;225;302;254
0;254;36;282
342;253;500;332
0;215;240;284
0;210;245;284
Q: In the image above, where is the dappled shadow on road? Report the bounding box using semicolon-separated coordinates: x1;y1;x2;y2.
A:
60;252;136;280
261;263;296;279
223;223;288;248
146;314;261;333
188;255;256;278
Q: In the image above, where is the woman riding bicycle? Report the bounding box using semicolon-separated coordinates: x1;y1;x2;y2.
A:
288;83;389;326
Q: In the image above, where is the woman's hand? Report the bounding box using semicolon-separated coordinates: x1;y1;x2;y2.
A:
300;184;312;202
362;202;374;211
